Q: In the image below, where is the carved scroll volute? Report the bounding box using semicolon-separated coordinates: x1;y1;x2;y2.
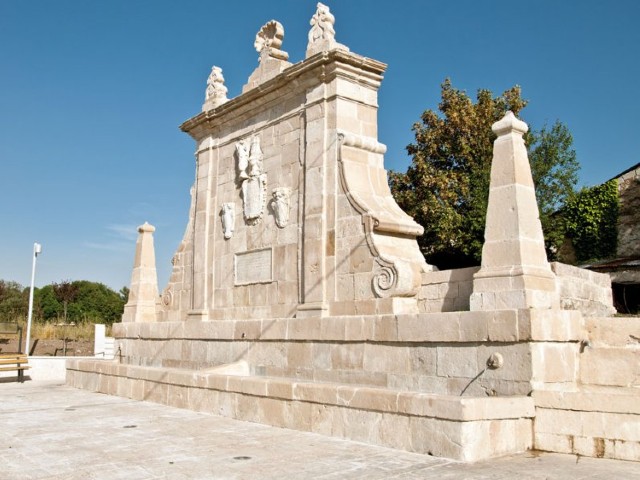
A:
372;259;421;298
272;187;291;228
221;203;235;239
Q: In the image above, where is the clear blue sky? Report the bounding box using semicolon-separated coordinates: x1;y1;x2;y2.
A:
2;0;638;291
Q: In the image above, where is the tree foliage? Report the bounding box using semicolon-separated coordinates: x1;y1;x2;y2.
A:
52;280;79;322
529;122;579;256
0;280;127;326
390;79;579;268
0;280;28;322
563;179;619;262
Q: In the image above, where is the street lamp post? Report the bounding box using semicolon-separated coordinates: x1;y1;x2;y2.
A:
25;242;42;356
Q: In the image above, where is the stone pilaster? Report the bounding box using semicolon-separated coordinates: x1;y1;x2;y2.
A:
122;222;159;322
470;112;559;311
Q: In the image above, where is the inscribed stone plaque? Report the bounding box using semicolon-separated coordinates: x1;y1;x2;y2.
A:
235;248;273;285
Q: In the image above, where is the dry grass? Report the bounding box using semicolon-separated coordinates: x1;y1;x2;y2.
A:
7;318;112;340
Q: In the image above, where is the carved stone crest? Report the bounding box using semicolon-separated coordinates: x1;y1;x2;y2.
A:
202;66;228;111
236;135;267;225
272;187;291;228
255;20;289;62
221;202;235;239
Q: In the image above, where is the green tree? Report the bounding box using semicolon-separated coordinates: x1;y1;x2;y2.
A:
529;121;579;257
390;79;579;268
0;280;28;321
71;281;125;325
34;285;61;321
119;286;130;304
564;180;619;263
52;280;79;323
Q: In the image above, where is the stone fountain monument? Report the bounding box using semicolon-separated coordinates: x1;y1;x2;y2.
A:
68;3;639;462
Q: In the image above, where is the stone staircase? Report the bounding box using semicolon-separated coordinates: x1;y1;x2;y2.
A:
534;316;640;461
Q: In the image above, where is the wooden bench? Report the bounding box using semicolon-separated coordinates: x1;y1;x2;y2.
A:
0;353;30;382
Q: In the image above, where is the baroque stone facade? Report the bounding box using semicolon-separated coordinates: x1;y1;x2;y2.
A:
158;6;431;322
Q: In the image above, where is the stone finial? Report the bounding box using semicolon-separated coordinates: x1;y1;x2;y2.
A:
122;222;159;322
491;110;528;136
306;2;349;57
254;20;289;62
470;112;559;311
202;66;229;112
138;221;155;234
243;20;292;93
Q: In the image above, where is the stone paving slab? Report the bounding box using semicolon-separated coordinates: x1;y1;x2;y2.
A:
1;382;638;479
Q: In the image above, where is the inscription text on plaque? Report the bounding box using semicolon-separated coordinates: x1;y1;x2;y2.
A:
234;248;273;285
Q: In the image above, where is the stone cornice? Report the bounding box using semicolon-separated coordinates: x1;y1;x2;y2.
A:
180;49;387;140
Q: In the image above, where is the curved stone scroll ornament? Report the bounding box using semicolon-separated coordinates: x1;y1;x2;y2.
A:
272;187;291;228
221;203;235;239
337;132;433;299
372;258;420;298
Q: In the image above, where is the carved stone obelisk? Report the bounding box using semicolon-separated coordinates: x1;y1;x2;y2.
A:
470;112;559;310
122;222;159;322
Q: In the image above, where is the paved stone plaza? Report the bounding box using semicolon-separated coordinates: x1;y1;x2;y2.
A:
1;381;638;479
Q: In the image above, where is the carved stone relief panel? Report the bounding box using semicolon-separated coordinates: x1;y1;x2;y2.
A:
236;135;267;225
272;187;291;228
221;202;235;239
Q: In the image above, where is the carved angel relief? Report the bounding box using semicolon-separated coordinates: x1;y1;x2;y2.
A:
236;136;267;225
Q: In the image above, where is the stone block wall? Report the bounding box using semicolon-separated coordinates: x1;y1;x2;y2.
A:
551;262;616;317
111;309;583;398
418;267;478;313
417;263;615;318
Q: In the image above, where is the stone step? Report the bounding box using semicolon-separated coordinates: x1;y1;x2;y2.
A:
67;358;534;462
534;387;640;461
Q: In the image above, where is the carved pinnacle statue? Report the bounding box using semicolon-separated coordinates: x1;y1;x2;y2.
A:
306;2;348;57
309;2;335;43
202;65;228;111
